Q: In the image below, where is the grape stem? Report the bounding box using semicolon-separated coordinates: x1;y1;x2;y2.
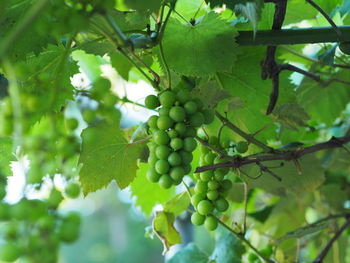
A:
216;218;275;263
215;112;275;153
195;135;350;173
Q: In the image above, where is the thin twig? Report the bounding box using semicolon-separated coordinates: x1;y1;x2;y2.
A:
195;135;350;173
242;182;248;234
129;137;152;145
279;64;321;82
313;217;350;263
215;112;275;153
159;41;172;89
305;0;342;37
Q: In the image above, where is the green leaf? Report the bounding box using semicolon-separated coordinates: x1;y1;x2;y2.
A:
234;0;264;33
164;192;190;216
227;182;245;203
167;243;208;263
297;70;350;125
109;51;133;80
72;50;106;82
153;211;182;254
192;80;231;109
318;45;337;66
130;163;175;217
248;205;274;223
244;155;325;196
160;12;239;76
0;137;15;177
277;220;330;243
79;121;146;195
320;184;348;212
210;232;245;263
124;0;161;12
272;103;310;131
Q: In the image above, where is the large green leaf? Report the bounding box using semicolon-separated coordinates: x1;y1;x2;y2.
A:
167;243;208;263
130;163;175;217
0;137;14;177
210;232;245;263
160;12;239;76
153;211;182;254
271;103;310;131
297;70;350;125
164;192;190;216
243;154;325;196
79;121;146;195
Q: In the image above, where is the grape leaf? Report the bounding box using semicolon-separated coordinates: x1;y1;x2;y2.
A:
210;232;245;263
297;70;350;125
130;163;175;217
124;0;162;12
153;211;182;254
164;192;190;216
320;184;348;212
248;205;274;223
0;137;15;177
244;155;325;196
167;243;208;263
79;121;146;195
109;51;133;80
160;12;239;76
272;103;310;131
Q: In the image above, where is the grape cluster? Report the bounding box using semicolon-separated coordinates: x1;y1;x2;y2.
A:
145;87;214;189
190;143;232;231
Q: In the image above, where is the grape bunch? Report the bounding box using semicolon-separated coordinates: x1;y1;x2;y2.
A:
145;86;214;189
190;143;232;231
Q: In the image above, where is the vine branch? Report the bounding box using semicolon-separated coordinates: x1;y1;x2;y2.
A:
195;135;350;173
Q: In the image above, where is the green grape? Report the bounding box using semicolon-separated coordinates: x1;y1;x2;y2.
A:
221;139;231;148
191;193;205;207
183;137;197;152
184;100;198;115
204;216;218;231
185;126;197;137
197;200;214;215
204;152;216;164
208;180;219;190
103;93;118;107
65;211;81;225
10;199;30;220
168;152;182;166
0;243;20;262
247;253;259;262
209;136;219;145
169;166;185;181
191;212;205;226
184;164;192;174
145;95;160;109
58;221;80;243
65;118;79;131
193;98;204;109
194;181;208;193
200;170;213;182
260;245;273;257
148;154;158;166
48;188;63;208
207;190;219;200
155;145;171;159
159;107;170;116
221;179;232;191
25;95;41;112
147;115;158;129
174;122;187;136
82;109;96;123
148;143;157;153
4;223;19;241
155;160;170;174
147;168;161;183
179;150;193;164
215;198;229;212
176;89;191;104
214;169;226;181
169;106;186;122
170;137;183;151
37;215;56;230
157;115;173;130
159;175;173;189
0;202;10;220
153;130;170;145
236;141;248;153
202;109;215;124
159;91;176;107
189;112;204;127
64;183;81;199
168;129;178;139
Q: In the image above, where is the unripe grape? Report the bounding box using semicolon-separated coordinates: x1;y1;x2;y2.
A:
185;127;197;137
0;243;20;262
168;152;182;166
147;168;161;183
191;193;205;207
155;160;170;174
184;164;191;174
175;122;187;136
48;188;63;208
221;179;232;191
200;170;213;181
215;198;229;212
207;190;219;200
179;150;193;164
236;141;248;153
155;145;171;159
65;183;81;199
197;200;214;215
153;130;170;145
189;112;204;127
202;109;215;124
159;107;170;116
209;136;219;145
204;215;218;231
169;167;185;181
208;180;219;190
191;212;205;226
65;118;79;131
145;95;160;109
183;137;197;152
157;115;173;130
184;100;198;115
82;109;96;123
147;115;158;129
176;89;191;104
159;91;176;107
159;175;172;189
194;181;207;193
169;106;186;122
204;152;216;164
170;137;183;150
168;129;178;139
